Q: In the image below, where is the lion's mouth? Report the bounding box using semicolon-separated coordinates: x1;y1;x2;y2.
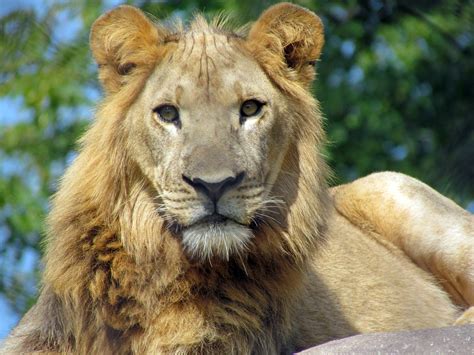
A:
177;213;250;233
192;213;248;228
200;213;228;224
166;210;251;239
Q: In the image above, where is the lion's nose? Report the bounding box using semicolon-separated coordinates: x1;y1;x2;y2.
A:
182;172;245;203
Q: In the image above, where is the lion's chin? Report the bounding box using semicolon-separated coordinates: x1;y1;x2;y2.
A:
181;219;253;261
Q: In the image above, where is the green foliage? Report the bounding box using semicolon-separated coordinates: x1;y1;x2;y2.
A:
316;0;473;199
0;0;472;320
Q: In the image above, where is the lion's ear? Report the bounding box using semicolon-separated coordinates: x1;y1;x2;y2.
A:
247;3;324;86
90;5;164;94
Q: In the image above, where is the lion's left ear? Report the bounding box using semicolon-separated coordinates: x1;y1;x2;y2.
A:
90;5;165;94
247;3;324;86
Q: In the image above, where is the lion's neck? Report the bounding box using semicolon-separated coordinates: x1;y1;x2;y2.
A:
67;215;305;352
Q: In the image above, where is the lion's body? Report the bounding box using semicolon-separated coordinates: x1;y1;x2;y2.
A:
2;3;472;354
296;209;458;347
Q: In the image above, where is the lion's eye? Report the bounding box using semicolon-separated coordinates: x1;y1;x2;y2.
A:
240;100;264;119
153;104;180;125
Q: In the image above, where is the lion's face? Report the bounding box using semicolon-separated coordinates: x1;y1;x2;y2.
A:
90;4;324;260
126;32;290;259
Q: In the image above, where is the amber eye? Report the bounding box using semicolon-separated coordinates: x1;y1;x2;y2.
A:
153;104;180;125
240;99;264;119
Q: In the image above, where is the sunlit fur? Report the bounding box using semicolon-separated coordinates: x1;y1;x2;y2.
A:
2;3;472;355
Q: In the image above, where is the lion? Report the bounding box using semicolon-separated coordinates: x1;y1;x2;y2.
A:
2;3;473;354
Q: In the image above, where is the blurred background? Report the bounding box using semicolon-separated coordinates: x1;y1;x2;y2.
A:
0;0;473;338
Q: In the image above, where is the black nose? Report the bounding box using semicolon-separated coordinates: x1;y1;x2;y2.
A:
182;172;245;203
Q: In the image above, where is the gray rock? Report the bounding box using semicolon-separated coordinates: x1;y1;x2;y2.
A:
298;325;474;354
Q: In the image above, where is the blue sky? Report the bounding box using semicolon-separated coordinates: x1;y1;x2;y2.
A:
0;298;19;339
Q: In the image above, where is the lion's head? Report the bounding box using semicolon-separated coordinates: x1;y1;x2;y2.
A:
103;13;293;260
49;3;328;265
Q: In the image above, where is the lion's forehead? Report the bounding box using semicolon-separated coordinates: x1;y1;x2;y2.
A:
146;32;270;105
175;31;239;64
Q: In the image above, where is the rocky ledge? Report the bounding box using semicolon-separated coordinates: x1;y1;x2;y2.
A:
299;324;474;354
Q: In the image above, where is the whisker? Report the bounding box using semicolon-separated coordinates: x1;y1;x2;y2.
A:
254;211;282;227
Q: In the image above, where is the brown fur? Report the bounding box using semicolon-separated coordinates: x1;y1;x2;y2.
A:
1;3;472;354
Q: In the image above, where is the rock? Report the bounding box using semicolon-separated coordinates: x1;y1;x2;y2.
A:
298;325;474;354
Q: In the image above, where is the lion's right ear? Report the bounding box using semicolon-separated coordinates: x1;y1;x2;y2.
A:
90;6;164;94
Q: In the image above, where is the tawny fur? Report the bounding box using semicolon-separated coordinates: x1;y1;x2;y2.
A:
2;3;472;354
332;172;474;308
